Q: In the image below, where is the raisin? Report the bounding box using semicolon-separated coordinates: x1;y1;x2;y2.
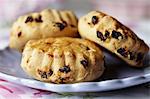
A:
59;77;66;84
86;47;90;50
111;30;123;39
35;15;43;22
136;53;144;61
18;32;22;37
59;77;70;83
117;48;128;57
41;49;45;52
55;22;66;31
47;54;53;57
80;59;88;68
129;52;134;60
41;72;47;78
88;22;90;25
97;31;106;41
46;42;51;45
47;69;53;76
62;21;67;26
105;31;110;38
38;70;47;79
26;59;29;63
59;66;71;73
92;16;98;25
25;16;33;23
59;77;65;81
70;24;75;27
38;70;42;75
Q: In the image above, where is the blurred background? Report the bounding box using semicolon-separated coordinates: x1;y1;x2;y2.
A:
0;0;150;48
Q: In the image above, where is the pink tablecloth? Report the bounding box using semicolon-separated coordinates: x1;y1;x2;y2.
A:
0;78;150;99
0;79;55;99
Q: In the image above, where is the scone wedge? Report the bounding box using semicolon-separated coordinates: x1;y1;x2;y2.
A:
21;37;104;83
10;9;79;52
78;11;149;67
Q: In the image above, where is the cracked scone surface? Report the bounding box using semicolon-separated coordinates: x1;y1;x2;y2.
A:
78;11;149;67
10;9;78;52
21;37;104;84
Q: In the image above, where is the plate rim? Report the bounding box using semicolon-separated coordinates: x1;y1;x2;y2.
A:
0;71;150;92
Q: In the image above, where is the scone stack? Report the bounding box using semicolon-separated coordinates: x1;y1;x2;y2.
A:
9;9;149;84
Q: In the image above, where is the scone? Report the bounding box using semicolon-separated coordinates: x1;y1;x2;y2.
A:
10;9;79;52
78;11;149;67
21;37;104;84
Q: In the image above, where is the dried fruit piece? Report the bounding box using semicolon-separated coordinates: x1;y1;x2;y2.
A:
97;31;105;41
55;21;67;31
86;47;90;50
59;77;69;84
38;70;47;79
47;69;53;76
47;54;53;57
117;48;128;57
136;53;144;61
70;24;75;27
105;31;110;38
59;66;71;73
35;15;43;22
25;16;33;23
62;21;67;26
87;22;90;25
111;30;123;40
60;77;65;83
129;52;134;60
92;16;98;25
41;72;47;78
80;59;88;68
18;32;22;37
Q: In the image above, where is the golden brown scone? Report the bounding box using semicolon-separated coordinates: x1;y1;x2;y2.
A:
10;9;79;52
78;11;149;67
21;37;104;84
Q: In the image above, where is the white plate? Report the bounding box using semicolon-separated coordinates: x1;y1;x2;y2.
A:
0;47;149;93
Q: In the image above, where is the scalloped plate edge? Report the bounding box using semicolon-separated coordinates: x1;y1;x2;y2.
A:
0;72;150;92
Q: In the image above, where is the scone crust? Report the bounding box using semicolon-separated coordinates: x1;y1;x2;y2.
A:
21;37;104;83
10;9;79;51
78;11;149;67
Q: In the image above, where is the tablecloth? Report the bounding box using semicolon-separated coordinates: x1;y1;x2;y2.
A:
0;78;150;99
